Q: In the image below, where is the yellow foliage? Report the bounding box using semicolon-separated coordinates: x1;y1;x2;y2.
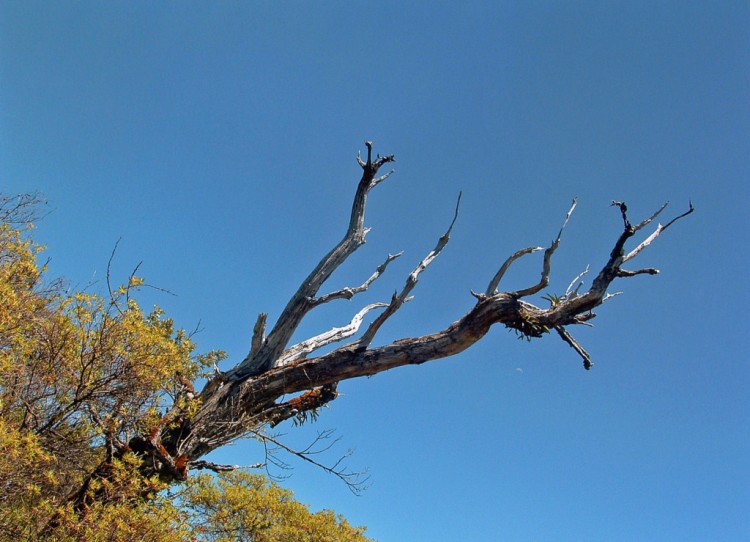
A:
0;203;212;539
182;471;373;542
0;199;372;541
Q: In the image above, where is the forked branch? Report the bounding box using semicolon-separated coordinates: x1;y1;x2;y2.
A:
357;192;462;348
310;252;402;307
228;142;395;379
170;143;692;476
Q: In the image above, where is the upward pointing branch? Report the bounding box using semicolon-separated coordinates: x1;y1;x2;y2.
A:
179;145;692;468
228;142;395;379
357;192;462;348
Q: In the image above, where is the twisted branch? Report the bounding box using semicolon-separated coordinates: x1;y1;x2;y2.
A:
169;144;693;478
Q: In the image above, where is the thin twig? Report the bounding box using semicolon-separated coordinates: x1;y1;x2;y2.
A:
623;201;694;262
250;429;368;494
311;252;403;306
514;199;577;298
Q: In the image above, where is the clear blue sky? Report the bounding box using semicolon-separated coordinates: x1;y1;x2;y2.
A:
2;2;748;540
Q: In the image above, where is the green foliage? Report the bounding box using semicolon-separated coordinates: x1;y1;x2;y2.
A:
0;198;373;541
541;292;563;308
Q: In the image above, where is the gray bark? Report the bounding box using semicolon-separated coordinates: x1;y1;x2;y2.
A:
146;143;692;473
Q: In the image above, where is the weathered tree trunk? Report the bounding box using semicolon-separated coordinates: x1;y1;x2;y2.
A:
86;142;694;494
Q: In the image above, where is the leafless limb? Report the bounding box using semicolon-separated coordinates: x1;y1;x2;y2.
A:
106;238;123;309
624;201;694;262
278;303;388;366
226;141;395;380
310;252;402;307
251;428;369;495
356;192;461;348
248;313;267;359
514;198;577;298
485;247;544;296
617;268;659;277
602;291;623;303
0;192;47;225
555;325;593;370
565;265;589;298
484;201;576;298
103;143;692;489
633;201;670;232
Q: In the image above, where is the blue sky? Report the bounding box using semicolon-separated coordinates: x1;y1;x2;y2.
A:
1;2;748;540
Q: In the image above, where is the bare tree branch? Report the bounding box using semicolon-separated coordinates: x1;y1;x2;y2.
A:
564;265;589;298
0;192;47;225
555;325;593;370
633;201;670;232
616;268;659;277
310;252;402;307
227;141;395;380
484;201;577;298
114;144;692;486
514;198;577;298
485;247;544;296
250;428;368;495
249;313;267;359
356;192;462;348
189;460;244;473
624;201;694;262
547;200;694;322
277;303;388;366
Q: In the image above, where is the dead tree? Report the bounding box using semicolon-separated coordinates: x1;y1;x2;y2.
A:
115;142;693;491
